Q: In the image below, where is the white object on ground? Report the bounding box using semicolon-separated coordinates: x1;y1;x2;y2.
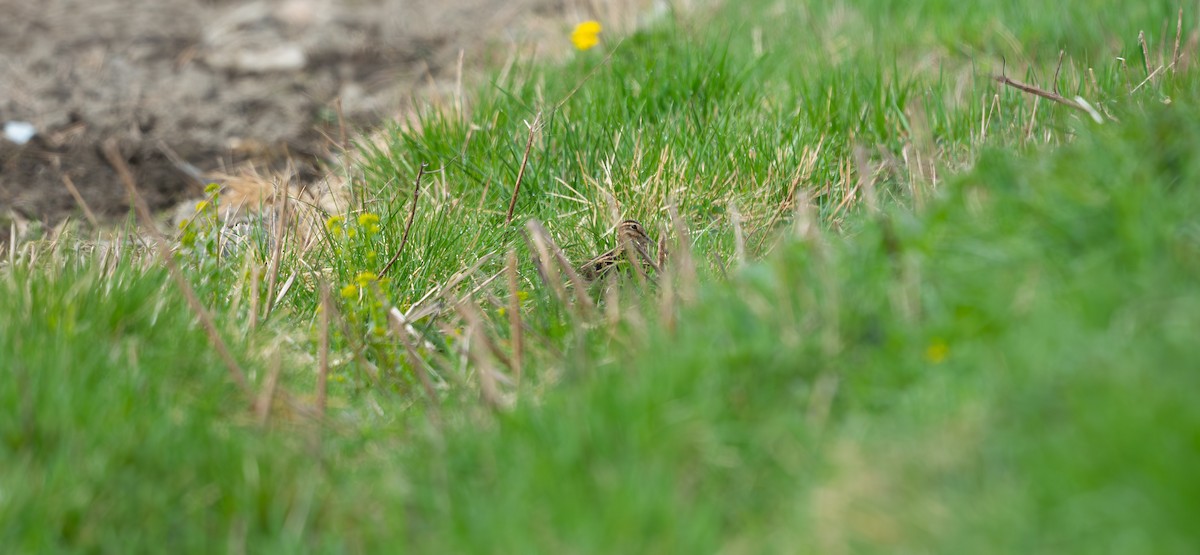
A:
3;121;36;145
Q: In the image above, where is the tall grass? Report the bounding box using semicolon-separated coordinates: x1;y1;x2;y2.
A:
2;0;1199;551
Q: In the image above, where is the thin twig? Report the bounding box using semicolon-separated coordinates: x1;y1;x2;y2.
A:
506;113;541;226
102;138;249;393
379;163;427;278
60;174;99;227
994;73;1088;113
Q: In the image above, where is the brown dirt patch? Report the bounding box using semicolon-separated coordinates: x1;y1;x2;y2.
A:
0;0;651;243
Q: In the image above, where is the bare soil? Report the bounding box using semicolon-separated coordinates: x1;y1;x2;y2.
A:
0;0;602;238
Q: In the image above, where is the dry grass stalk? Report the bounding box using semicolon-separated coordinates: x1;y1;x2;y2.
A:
255;353;284;427
1172;8;1184;74
316;281;331;421
263;179;291;319
379;162;427;279
102;137;250;394
658;261;677;336
60;175;99;227
993;66;1091;113
604;278;622;330
666;200;697;303
1023;96;1041;144
855;146;880;215
755;135;825;253
248;265;260;331
525;220;595;314
455;301;511;410
389;308;443;420
1139;30;1154;78
730;201;746;266
506;112;542;225
543;224;598;311
505;250;524;384
435;252;496;300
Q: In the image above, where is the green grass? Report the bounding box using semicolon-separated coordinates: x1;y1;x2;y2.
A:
3;0;1200;552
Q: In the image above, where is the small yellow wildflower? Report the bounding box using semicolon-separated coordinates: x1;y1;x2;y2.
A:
340;283;358;300
204;182;221;195
925;339;949;364
355;271;377;288
194;200;210;212
325;215;346;237
497;307;507;317
571;20;602;51
517;290;529;302
357;213;381;235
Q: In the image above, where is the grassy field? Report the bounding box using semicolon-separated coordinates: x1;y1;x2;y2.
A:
3;0;1200;552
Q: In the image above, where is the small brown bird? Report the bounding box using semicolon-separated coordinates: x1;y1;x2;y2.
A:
578;219;659;281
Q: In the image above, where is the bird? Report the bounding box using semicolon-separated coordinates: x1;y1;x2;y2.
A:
577;219;660;282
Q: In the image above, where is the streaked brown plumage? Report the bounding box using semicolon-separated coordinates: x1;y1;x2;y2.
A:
578;219;658;281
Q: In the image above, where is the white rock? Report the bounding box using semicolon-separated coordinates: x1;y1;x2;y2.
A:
3;121;36;145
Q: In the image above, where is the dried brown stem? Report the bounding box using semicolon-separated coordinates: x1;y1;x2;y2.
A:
526;220;596;314
264;180;290;319
505;250;524;385
454;301;509;411
1139;30;1153;77
1172;8;1184;75
101;138;249;393
390;309;443;424
666;200;697;302
1052;50;1066;95
993;73;1088;113
60;174;99;227
506;113;541;226
255;355;283;426
379;163;427;278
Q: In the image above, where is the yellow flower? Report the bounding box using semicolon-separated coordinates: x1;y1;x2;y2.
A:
194;200;210;212
357;213;381;234
355;271;377;288
204;182;221;195
340;283;358;300
571;20;602;51
925;339;949;364
325;215;346;237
